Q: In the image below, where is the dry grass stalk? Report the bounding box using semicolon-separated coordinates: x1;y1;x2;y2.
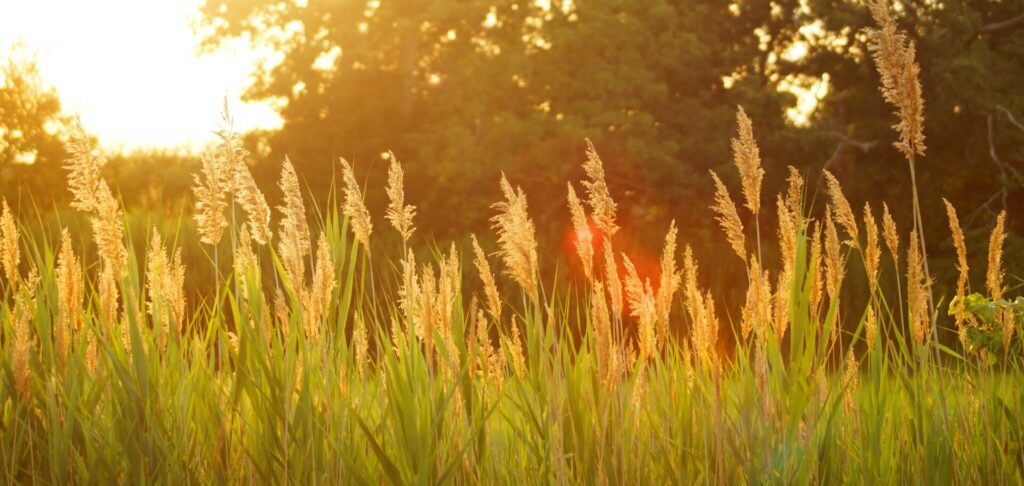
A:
234;228;260;302
591;281;614;387
12;269;39;399
709;171;747;262
385;151;416;244
907;229;930;345
471;235;502;324
865;0;926;161
742;258;772;343
943;199;970;344
863;203;881;292
353;315;368;379
217;101;271;244
0;199;19;290
773;271;790;340
56;228;83;369
146;230;187;351
491;174;539;303
603;239;623;320
656;221;680;348
64;120;128;279
823;170;859;243
881;202;900;267
339;157;373;252
232;162;272;246
192;149;230;246
581;139;619;236
809;222;824;314
566;183;594;282
986;211;1006;302
986;211;1012;348
683;247;718;365
865;306;878;349
775;196;798;339
397;249;418;337
278;156;311;292
305;233;336;339
824;207;845;337
731;106;765;215
506;324;526;379
622;253;657;361
843;353;859;415
777;196;798;273
785;166;804;225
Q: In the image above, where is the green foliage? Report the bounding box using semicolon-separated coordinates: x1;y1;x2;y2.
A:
950;292;1024;361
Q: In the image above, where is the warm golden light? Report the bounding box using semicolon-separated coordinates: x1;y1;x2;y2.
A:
0;0;281;150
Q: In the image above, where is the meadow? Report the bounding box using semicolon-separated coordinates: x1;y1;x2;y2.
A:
2;3;1023;483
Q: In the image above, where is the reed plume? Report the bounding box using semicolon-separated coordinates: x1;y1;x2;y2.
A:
305;233;336;338
622;253;657;361
731;106;764;216
234;228;261;302
824;207;844;340
863;203;881;292
0;199;19;290
278;156;311;290
881;203;900;262
785;166;804;224
823;170;859;243
656;221;680;348
865;0;926;160
865;306;878;348
742;258;772;343
591;281;614;386
217;101;272;244
567;182;594;282
581;139;619;236
491;174;539;303
809;222;824;314
353;315;368;379
339;157;373;252
192;148;230;246
943;199;970;344
56;229;83;369
146;230;187;350
471;235;502;324
986;211;1006;302
12;269;39;399
603;239;623;320
507;323;526;378
65;119;127;329
843;353;859;415
907;229;929;345
777;196;797;278
233;162;272;246
683;247;717;365
385;151;416;244
64;120;127;278
709;171;746;262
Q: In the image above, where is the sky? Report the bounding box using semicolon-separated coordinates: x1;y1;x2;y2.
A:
0;0;282;151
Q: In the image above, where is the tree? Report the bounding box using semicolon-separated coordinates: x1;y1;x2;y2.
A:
0;46;70;202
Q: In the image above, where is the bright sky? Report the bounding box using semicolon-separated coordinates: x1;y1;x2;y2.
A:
0;0;282;151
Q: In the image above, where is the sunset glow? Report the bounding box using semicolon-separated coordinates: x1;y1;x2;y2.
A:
0;0;281;150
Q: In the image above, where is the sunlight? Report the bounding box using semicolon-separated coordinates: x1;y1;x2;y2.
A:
0;0;281;151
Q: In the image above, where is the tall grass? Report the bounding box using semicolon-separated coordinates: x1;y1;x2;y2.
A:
2;4;1023;483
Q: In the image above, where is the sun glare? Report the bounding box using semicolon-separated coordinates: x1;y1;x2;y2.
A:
0;0;281;151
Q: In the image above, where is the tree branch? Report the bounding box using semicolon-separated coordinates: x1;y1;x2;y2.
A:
979;11;1024;34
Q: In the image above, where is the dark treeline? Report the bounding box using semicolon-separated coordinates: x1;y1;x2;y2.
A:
2;0;1023;323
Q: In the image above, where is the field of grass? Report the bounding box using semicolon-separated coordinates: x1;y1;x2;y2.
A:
2;3;1023;483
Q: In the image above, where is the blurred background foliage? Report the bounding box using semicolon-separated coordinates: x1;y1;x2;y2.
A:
1;0;1022;320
